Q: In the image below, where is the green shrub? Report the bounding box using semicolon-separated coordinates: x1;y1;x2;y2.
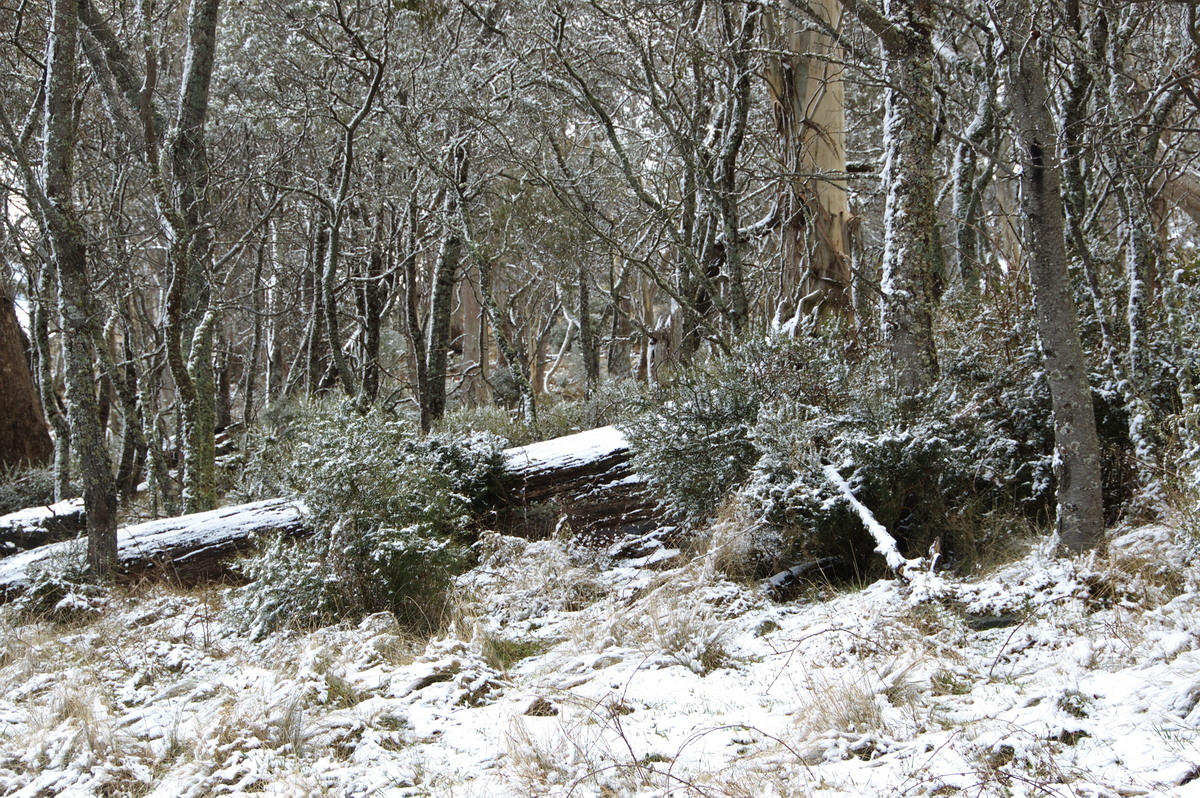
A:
620;332;856;529
11;543;105;622
620;357;763;525
623;331;1060;577
229;401;506;637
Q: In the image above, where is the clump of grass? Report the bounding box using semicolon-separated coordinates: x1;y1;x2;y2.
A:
930;667;972;697
647;599;732;675
480;635;557;674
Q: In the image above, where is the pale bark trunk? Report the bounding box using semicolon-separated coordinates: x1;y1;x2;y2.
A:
322;57;384;399
950;84;995;294
764;1;854;323
426;218;462;424
458;261;487;407
480;257;536;426
464;206;536;426
32;273;71;499
608;258;633;380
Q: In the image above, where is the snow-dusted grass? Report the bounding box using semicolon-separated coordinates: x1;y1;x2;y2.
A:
0;524;1199;797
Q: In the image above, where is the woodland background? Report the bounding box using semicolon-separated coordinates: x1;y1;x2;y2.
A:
3;0;1200;582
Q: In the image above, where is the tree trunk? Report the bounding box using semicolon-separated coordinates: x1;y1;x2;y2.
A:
1003;5;1105;552
950;77;996;295
359;205;387;403
32;271;71;499
845;0;942;392
764;1;854;324
41;0;119;575
243;237;266;425
401;189;432;431
578;257;599;394
877;0;940;392
425;145;469;427
0;289;54;470
458;261;488;407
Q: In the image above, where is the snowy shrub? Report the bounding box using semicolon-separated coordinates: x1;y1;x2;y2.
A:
626;330;1068;577
13;543;107;621
744;378;1058;573
621;356;764;525
230;402;506;636
0;466;65;516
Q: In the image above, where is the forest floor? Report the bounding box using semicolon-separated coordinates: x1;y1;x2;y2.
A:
0;519;1198;797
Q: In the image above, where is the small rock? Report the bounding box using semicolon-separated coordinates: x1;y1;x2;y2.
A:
524;696;558;717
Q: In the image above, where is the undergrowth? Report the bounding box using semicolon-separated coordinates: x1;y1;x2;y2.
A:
229;400;507;637
622;325;1076;580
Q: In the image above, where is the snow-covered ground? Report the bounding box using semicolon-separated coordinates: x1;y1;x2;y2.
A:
0;523;1198;797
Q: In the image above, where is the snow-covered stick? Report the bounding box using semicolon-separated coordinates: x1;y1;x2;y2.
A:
822;464;911;574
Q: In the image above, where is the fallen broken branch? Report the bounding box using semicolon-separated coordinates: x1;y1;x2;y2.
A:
822;463;920;576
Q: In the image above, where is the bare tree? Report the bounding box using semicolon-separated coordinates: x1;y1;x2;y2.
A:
997;0;1104;552
1;0;119;573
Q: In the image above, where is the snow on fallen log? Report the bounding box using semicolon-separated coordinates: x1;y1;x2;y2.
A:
822;464;915;574
0;498;86;554
499;425;662;540
0;498;306;599
503;426;632;497
0;426;663;599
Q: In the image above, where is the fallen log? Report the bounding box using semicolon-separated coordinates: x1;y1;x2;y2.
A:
497;426;662;541
0;426;663;599
0;498;305;599
0;498;86;554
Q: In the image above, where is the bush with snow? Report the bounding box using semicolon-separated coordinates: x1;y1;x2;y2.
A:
230;401;506;636
624;332;1071;576
0;465;66;517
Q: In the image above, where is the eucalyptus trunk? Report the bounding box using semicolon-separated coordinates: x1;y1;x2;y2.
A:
0;288;54;470
764;1;854;323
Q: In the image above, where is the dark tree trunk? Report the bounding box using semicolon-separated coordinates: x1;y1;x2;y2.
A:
1003;4;1104;552
359;207;387;403
578;258;599;395
41;0;119;576
425;145;469;427
0;290;54;470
